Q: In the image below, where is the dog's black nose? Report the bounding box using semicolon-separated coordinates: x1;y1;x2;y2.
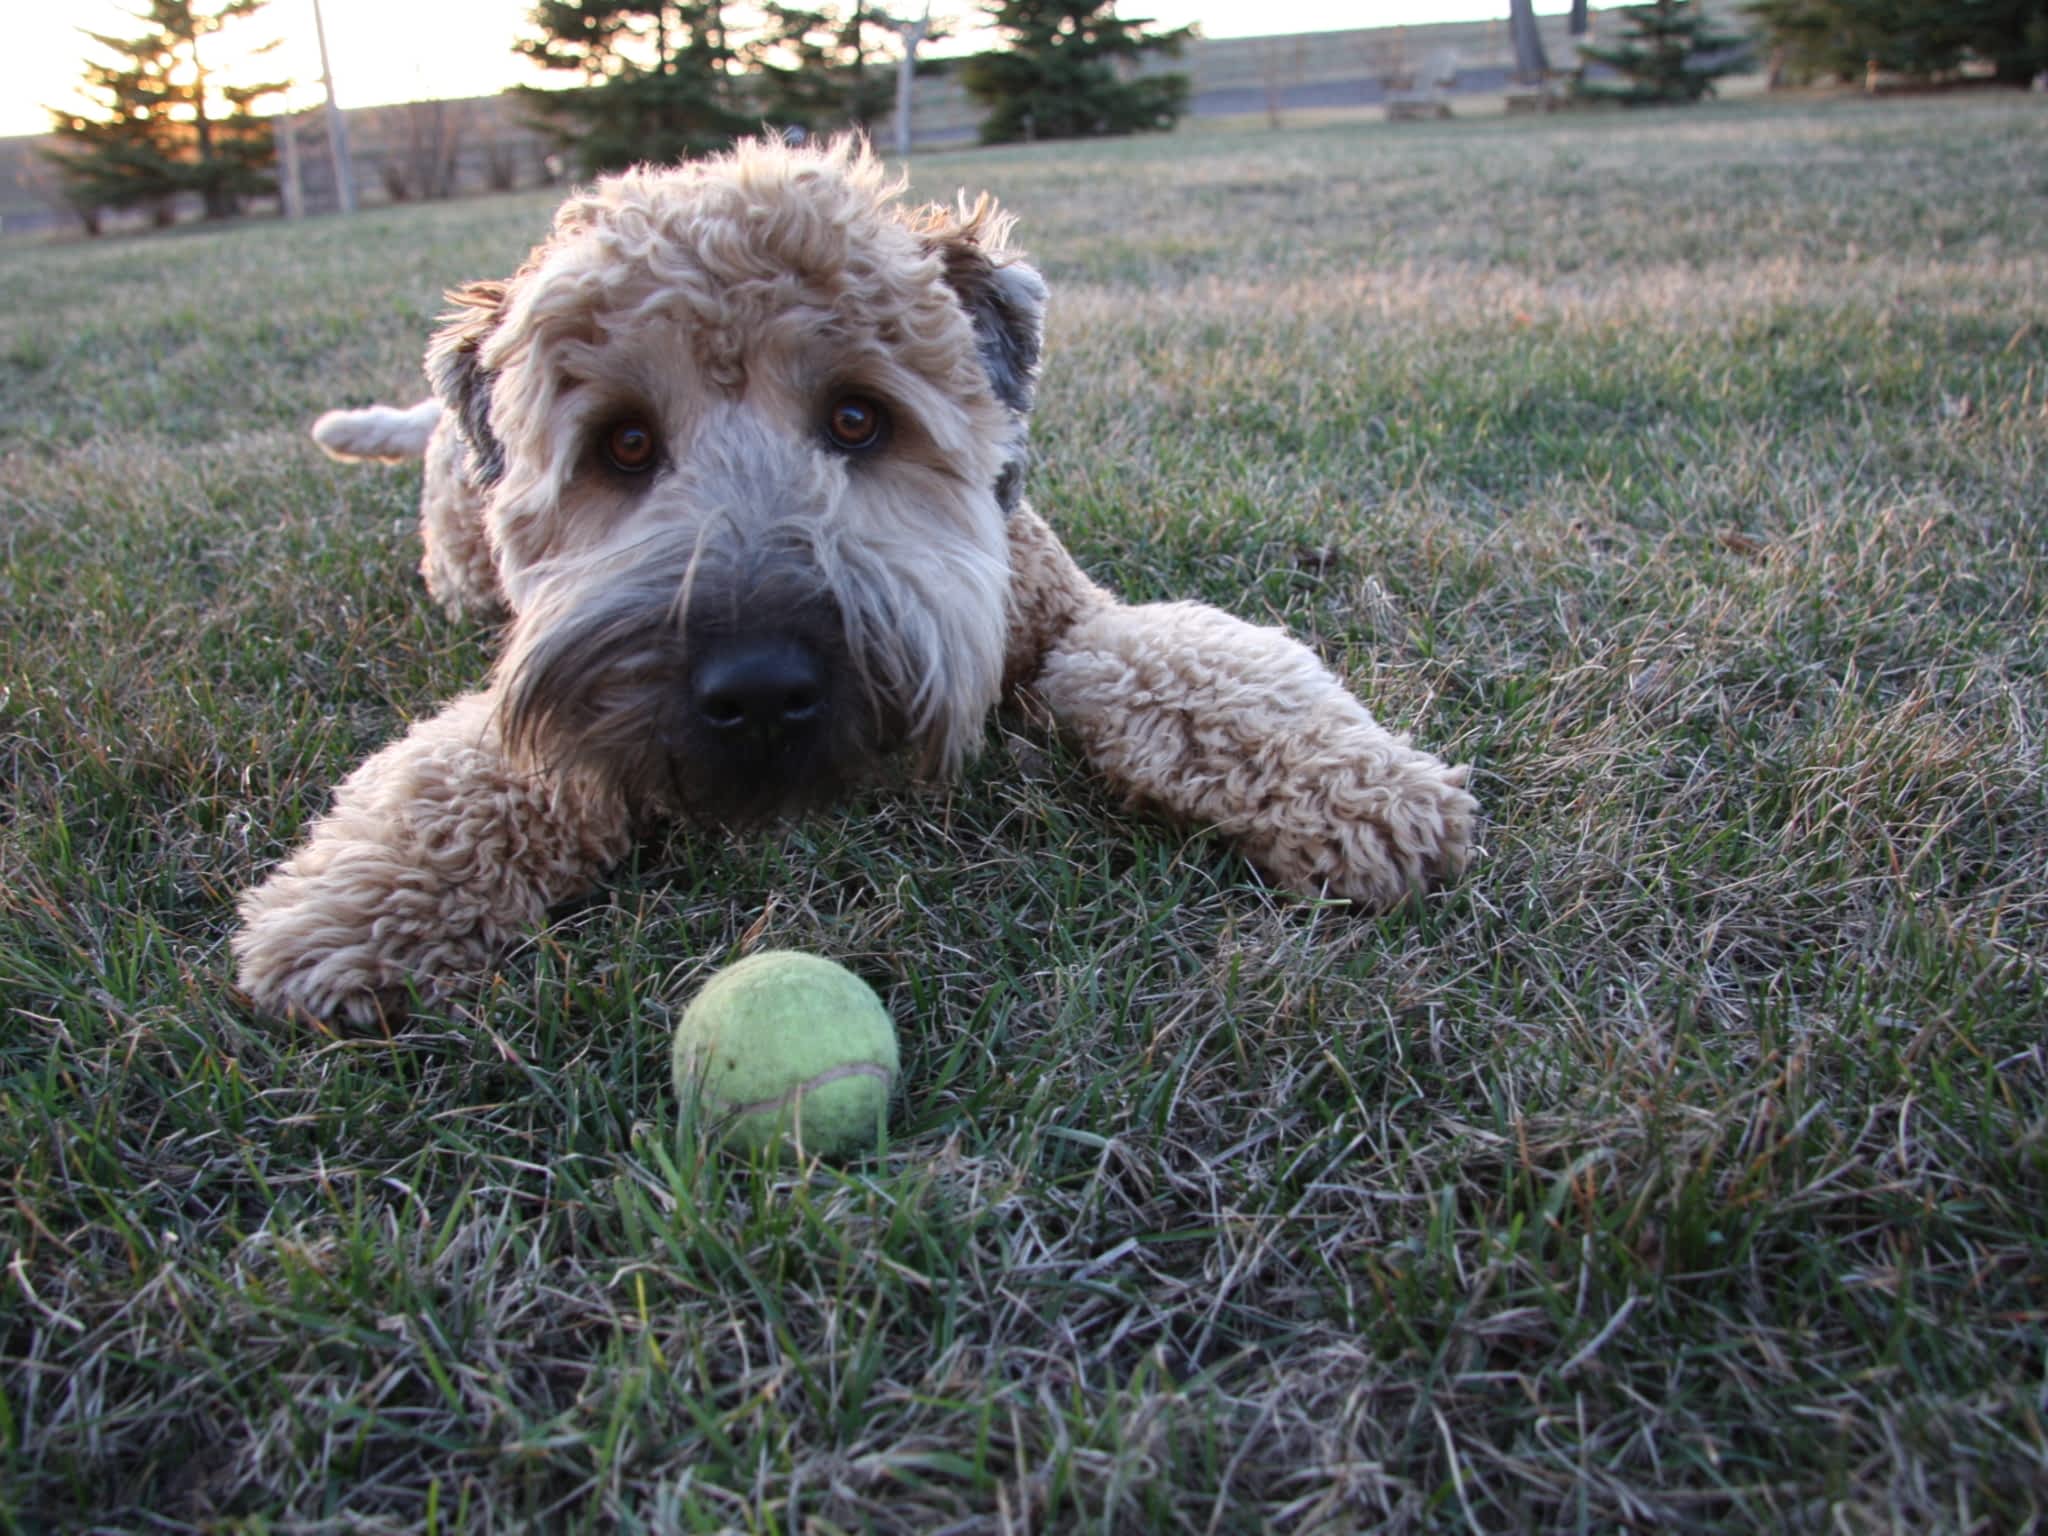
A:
691;636;825;739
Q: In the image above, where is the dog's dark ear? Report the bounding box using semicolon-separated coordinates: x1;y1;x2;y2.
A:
426;279;509;487
933;242;1047;419
926;217;1047;515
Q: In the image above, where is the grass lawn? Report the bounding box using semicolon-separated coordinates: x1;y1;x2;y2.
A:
3;92;2046;1531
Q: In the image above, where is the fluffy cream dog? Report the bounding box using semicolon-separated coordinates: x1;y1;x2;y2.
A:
233;137;1476;1025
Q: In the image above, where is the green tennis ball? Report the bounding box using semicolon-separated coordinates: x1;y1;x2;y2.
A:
672;950;899;1159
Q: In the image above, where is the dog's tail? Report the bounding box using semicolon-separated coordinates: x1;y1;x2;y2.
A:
311;399;442;463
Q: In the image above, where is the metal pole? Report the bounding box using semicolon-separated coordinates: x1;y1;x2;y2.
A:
882;2;933;160
311;0;355;213
279;105;303;217
1508;0;1549;83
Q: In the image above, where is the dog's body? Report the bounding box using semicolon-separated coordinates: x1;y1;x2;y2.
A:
234;138;1477;1025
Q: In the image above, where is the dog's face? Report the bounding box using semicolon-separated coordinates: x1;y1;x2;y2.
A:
428;138;1046;823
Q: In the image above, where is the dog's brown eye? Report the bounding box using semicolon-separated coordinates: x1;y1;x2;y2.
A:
605;420;658;473
825;396;887;454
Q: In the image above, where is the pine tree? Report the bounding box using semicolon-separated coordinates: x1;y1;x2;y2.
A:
44;0;288;229
748;3;904;136
515;1;752;175
1744;0;2048;86
1575;0;1751;103
46;35;176;226
960;0;1193;145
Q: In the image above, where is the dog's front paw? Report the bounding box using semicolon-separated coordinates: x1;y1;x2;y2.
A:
1030;599;1478;912
231;852;498;1027
229;691;628;1026
1252;746;1479;909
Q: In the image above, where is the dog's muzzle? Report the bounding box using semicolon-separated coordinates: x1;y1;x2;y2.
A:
497;565;899;825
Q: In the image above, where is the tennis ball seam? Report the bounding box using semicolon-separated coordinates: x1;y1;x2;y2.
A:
713;1061;895;1120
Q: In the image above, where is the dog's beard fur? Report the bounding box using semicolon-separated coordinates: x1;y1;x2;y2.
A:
488;417;1014;825
497;506;1009;824
498;550;871;824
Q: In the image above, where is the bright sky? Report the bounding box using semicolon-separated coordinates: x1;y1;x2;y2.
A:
5;0;1552;140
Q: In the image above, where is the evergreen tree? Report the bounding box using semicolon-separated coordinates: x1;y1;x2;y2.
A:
44;1;287;229
1974;0;2048;83
748;3;904;136
1743;0;1852;81
1744;0;2048;86
1575;0;1751;103
960;0;1193;145
515;1;751;175
46;33;176;226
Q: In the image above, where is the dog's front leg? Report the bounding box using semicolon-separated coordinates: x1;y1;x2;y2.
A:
232;690;630;1025
1004;506;1477;910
